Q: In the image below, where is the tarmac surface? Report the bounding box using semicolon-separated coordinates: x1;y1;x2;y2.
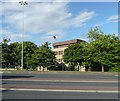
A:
1;71;119;100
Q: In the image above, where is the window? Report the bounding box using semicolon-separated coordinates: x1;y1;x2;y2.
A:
55;50;64;55
59;59;61;62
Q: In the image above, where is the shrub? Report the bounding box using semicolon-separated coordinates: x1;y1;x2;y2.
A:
109;66;120;72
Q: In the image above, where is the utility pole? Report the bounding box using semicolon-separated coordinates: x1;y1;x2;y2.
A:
19;1;28;70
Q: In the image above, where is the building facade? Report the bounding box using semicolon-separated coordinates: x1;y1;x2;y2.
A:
52;39;86;63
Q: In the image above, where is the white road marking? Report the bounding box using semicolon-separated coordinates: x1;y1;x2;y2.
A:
1;71;11;73
114;75;119;77
1;79;118;83
1;88;119;93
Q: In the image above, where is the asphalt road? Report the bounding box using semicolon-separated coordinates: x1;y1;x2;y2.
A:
1;71;119;99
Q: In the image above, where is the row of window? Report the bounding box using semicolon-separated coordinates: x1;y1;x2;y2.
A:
56;59;63;63
55;51;64;55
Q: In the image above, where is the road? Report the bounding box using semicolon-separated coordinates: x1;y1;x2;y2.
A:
1;71;119;100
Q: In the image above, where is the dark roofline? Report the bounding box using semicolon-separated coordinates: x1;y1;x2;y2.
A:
53;39;86;47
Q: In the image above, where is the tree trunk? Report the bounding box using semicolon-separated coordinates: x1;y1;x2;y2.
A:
102;65;104;72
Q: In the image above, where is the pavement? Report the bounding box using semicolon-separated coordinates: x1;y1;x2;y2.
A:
1;71;119;100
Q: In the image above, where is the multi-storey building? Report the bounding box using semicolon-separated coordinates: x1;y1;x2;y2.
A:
52;39;86;63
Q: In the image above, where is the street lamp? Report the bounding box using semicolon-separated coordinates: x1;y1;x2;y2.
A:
53;36;56;39
19;1;28;70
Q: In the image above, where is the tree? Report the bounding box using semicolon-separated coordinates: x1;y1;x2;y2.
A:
63;27;120;72
87;27;120;72
31;42;55;70
8;41;38;69
9;42;21;67
1;38;11;68
81;43;93;70
22;41;37;69
63;43;86;67
88;26;104;41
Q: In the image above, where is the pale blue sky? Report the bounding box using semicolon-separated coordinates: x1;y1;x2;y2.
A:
1;2;118;46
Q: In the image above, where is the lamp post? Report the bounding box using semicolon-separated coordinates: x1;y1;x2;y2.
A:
19;1;28;70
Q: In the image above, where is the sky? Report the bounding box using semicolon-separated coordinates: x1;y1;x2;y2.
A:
0;1;119;46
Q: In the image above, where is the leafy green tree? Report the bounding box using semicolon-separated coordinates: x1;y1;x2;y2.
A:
63;43;86;67
1;38;11;68
31;42;55;70
9;41;38;69
87;27;120;72
81;43;93;70
88;27;104;41
9;42;21;67
63;27;120;72
22;41;37;69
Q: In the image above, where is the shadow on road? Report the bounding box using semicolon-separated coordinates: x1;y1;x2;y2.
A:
2;75;34;79
2;75;34;93
2;90;10;93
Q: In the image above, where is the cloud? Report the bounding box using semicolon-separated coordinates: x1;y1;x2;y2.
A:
107;15;120;22
39;30;67;44
95;22;104;27
2;0;36;2
71;11;96;27
1;2;96;42
0;29;31;42
1;0;70;2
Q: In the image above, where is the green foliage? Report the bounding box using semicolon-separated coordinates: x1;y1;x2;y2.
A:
63;43;86;66
86;27;120;71
1;27;120;72
1;38;11;67
22;41;38;68
9;42;21;66
8;41;38;69
87;27;120;71
63;27;120;72
109;66;120;72
88;26;104;41
1;39;55;70
31;42;56;70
